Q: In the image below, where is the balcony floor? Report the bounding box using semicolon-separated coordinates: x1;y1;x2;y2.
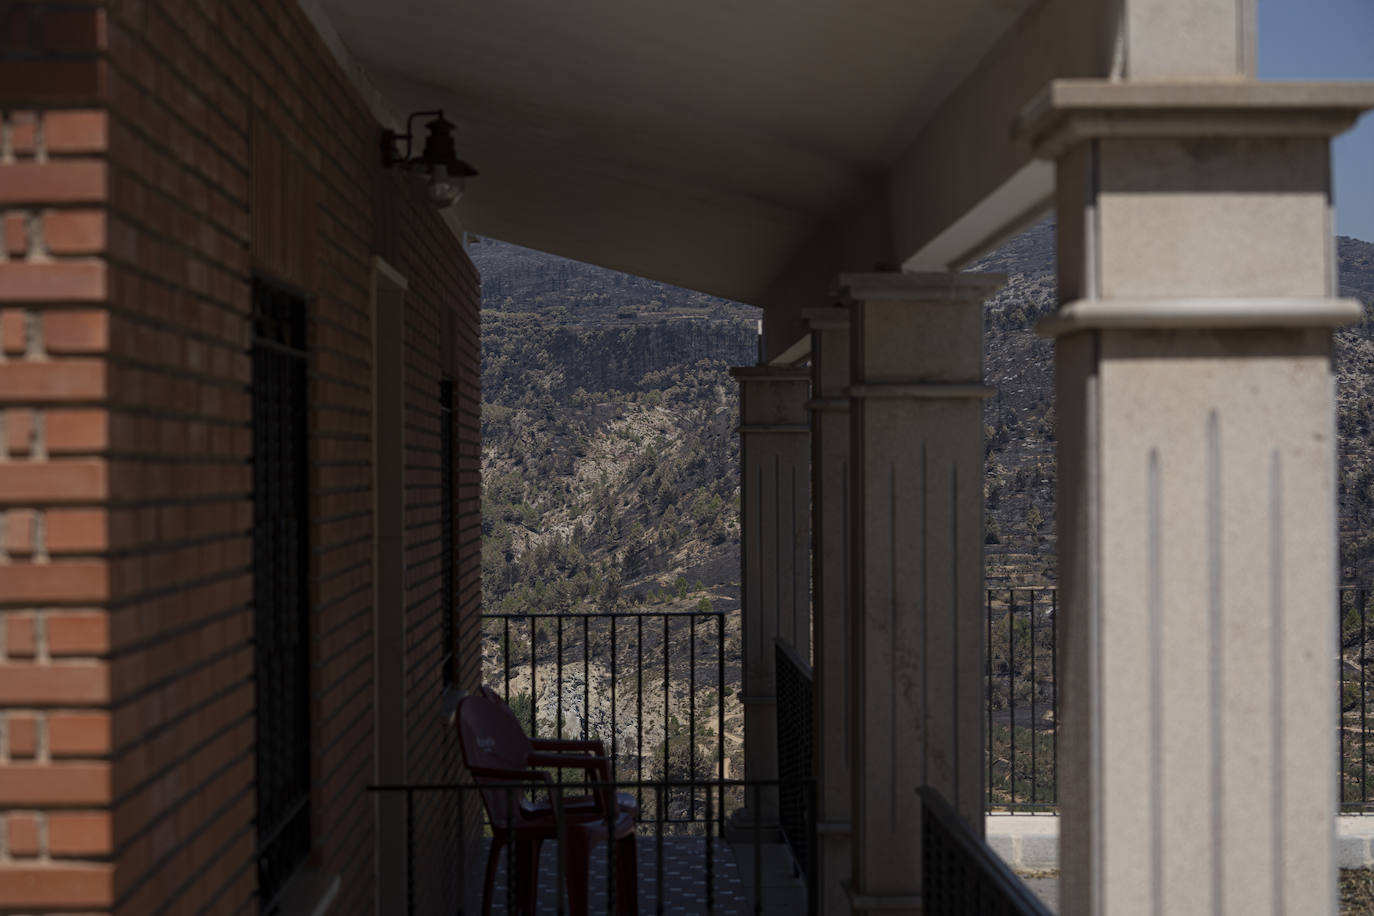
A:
459;835;806;915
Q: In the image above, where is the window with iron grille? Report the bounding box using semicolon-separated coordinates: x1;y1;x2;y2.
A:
440;377;455;685
250;278;312;910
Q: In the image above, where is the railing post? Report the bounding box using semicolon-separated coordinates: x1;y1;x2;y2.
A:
405;788;415;916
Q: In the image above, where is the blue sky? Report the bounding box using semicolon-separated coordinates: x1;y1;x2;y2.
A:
1259;0;1374;241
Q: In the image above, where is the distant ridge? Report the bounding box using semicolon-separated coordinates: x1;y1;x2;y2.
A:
472;226;1374;601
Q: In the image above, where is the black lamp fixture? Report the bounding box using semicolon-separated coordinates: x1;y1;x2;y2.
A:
381;110;479;209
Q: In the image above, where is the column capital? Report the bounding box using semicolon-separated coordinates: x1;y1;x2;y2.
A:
1018;79;1374;159
831;271;1005;304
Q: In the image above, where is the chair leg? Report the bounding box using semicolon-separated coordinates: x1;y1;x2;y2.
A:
563;830;592;916
515;838;543;914
615;834;638;916
482;835;504;916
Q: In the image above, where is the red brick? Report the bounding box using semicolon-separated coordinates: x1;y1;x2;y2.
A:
0;563;109;603
8;115;35;157
48;713;109;757
0;863;113;907
7;614;36;657
0;665;108;705
3;211;26;257
6;409;33;458
1;309;26;354
46;410;108;455
6;813;40;857
0;361;107;401
42;210;105;255
0;161;107;205
7;713;37;758
0;461;106;503
0;60;105;106
48;812;111;855
42;8;106;53
6;508;37;557
47;614;108;656
42;310;108;351
46;508;106;553
0;262;107;302
44;111;108;156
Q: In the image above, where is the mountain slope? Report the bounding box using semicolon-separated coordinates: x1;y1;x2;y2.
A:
473;227;1374;604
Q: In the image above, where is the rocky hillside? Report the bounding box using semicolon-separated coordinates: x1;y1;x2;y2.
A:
469;228;1374;775
969;223;1374;584
471;238;758;774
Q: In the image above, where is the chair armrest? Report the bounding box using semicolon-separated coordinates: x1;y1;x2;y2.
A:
530;738;606;754
526;753;617;815
468;764;553;784
526;752;610;772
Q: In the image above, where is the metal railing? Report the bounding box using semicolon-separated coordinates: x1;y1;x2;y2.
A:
775;638;814;878
986;588;1057;811
483;610;730;829
918;786;1053;915
369;778;816;916
481;584;1374;823
1341;586;1374;812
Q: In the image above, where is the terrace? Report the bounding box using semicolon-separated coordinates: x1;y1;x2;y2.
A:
366;584;1374;913
3;1;1371;914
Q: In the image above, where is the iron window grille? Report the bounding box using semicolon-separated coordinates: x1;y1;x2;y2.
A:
251;278;313;911
440;377;455;686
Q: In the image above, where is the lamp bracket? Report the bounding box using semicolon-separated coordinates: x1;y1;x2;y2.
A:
380;109;445;168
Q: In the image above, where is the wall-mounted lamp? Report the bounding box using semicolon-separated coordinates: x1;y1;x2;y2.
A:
380;110;479;209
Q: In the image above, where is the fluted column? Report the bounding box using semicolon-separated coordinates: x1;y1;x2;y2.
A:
730;365;811;826
840;272;1004;914
1021;80;1374;916
804;307;853;913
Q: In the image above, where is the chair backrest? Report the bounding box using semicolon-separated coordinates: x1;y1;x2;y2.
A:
456;693;536;829
477;684;528;731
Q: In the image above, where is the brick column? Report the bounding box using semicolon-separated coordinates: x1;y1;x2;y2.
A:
0;103;115;912
839;271;1003;914
730;365;810;827
1021;80;1374;915
804;307;852;914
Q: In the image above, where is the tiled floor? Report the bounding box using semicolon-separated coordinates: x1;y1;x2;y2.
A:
451;835;806;914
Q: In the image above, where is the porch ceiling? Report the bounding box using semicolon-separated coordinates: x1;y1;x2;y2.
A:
314;0;1050;306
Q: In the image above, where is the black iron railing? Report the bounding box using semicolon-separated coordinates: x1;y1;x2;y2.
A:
775;638;813;878
369;778;816;916
1341;586;1374;812
990;584;1374;813
985;587;1058;811
483;610;730;829
918;786;1053;916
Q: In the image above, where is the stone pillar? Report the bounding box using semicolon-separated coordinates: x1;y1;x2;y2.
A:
804;307;852;913
839;272;1004;914
1020;81;1374;916
730;365;811;826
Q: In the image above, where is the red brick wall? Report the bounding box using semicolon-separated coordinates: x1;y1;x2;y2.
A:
0;5;118;909
0;1;483;913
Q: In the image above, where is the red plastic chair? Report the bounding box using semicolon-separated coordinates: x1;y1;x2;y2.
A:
475;685;640;821
456;692;638;916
